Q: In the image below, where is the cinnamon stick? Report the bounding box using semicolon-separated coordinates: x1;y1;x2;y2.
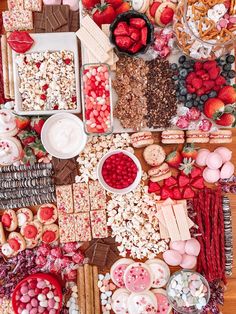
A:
84;264;92;314
93;266;101;314
7;40;14;99
1;35;9;98
77;266;86;314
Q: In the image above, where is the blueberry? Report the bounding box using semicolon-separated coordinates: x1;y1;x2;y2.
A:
228;70;236;78
179;69;188;78
209;90;217;98
217;58;225;66
186;93;192;100
192;93;197;99
222;71;228;78
199;100;204;105
223;64;231;71
183;61;192;69
198;104;204;111
185;101;193;108
180;88;187;96
226;55;235;64
200;94;208;101
171;63;178;70
179;95;186;102
189;60;195;67
193;100;199;107
179;55;186;64
172;75;178;81
176;91;180;97
178;80;186;87
196;96;200;102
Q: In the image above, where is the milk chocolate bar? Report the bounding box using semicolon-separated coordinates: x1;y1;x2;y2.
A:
45;5;70;32
91;242;109;267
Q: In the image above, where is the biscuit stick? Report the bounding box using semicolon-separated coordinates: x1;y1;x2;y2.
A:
7;40;14;99
77;266;86;314
93;265;101;314
1;35;10;99
84;264;93;314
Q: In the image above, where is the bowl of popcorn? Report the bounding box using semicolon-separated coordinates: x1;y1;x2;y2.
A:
12;273;63;314
97;149;142;194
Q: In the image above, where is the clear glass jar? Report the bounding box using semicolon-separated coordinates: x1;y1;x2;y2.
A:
81;63;113;136
173;0;235;60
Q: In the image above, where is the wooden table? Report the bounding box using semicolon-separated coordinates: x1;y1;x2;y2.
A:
0;1;235;312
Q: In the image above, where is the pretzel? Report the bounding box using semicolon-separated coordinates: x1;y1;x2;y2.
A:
230;0;236;14
218;28;234;42
199;18;215;37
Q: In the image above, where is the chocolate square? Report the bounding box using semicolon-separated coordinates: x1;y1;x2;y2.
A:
91;243;109;267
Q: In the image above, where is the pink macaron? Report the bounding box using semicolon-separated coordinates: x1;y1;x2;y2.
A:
180;254;197;269
43;0;61;4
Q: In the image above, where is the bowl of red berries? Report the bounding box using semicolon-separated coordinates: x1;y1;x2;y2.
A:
97;149;142;194
110;10;154;56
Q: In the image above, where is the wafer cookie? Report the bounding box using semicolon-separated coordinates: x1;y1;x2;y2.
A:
1;35;10;99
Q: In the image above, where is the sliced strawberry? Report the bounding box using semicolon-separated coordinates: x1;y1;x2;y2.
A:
191;177;205;189
2;213;11;228
203;60;217;70
114;21;129;36
141;26;147;45
164;176;177;187
42;230;56;243
182;186;195;199
115;35;133;49
23;224;37;239
130;29;140;41
128;42;143;53
8;238;20;251
39;206;54;221
194;61;203;71
161;186;173;200
178;174;190;187
208;67;220;80
172;187;182;200
190;167;203;179
148;181;161;193
129;18;146;29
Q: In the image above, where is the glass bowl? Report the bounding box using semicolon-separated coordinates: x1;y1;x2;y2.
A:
166;270;210;314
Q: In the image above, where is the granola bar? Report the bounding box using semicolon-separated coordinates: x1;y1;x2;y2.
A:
56;185;73;214
90;210;108;239
73;183;90;212
89;180;106;211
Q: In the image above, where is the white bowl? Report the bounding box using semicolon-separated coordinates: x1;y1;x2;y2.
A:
41;113;87;159
97;149;142;194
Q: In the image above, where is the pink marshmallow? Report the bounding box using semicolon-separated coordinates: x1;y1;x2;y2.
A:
63;0;79;10
43;0;61;4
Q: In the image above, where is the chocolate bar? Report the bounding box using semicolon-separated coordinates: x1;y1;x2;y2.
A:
52;157;79;185
91;242;110;267
69;10;79;32
45;5;70;32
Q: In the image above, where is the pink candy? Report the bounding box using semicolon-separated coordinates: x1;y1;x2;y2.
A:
82;64;112;134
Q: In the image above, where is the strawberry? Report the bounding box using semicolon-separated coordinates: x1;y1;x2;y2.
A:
181;143;198;160
93;4;116;27
22;147;37;165
128;42;143;53
190;167;202;179
191;177;204;189
15;115;30;130
30;117;45;135
203;60;217;70
182;186;195;199
186;107;201;121
178;174;190;187
1;213;11;228
202;80;215;92
186;72;196;84
82;0;100;9
106;0;123;9
215;112;236;127
29;139;47;159
215;76;226;86
160;7;175;24
192;77;203;89
203;98;225;119
208;67;220;80
115;1;130;15
141;26;148;45
18;130;37;146
115;35;133;49
196;87;206;96
150;1;162;16
166;150;183;168
218;85;236;104
161;186;173;200
179;158;194;175
8;238;20;251
172;187;182;200
148;181;161;193
114;21;129;36
186;84;196;93
129;28;140;41
164;176;177;187
129;18;146;29
194;61;203;71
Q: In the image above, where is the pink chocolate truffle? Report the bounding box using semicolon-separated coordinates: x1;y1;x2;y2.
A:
214;147;232;163
220;161;235;179
206;152;223;169
185;238;200;256
163;250;182;266
180;254;197;269
203;168;220;183
169;240;186;255
196;149;210;167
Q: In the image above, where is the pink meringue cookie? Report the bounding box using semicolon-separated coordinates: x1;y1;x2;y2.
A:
43;0;62;4
220;161;235;179
180;254;197;269
185;238;200;256
63;0;79;10
214;147;232;163
203;168;220;183
205;152;223;169
196;149;210;167
169;240;186;255
163;250;182;266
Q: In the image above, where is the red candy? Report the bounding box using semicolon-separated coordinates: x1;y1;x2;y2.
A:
82;64;112;134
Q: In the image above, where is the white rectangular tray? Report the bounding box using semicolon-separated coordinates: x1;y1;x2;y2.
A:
13;32;81;115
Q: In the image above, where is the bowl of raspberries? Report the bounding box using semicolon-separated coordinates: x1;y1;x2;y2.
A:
110;10;154;56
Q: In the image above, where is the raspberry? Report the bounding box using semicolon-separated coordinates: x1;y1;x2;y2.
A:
203;60;217;70
194;61;203;71
186;84;196;93
208;67;220;80
192;77;203;89
196;87;206;96
215;76;226;86
213;85;221;92
186;72;196;84
195;70;206;77
203;80;215;92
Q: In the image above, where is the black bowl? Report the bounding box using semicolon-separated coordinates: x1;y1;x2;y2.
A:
109;10;154;57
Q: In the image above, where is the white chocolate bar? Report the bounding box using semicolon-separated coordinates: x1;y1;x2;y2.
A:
73;183;90;212
7;0;24;10
89;181;106;211
162;205;181;241
24;0;42;11
58;214;76;243
3;10;33;32
173;204;191;241
159;221;169;239
56;185;73;214
73;212;91;241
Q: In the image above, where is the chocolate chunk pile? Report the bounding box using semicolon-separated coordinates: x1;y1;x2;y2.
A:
113;56;178;129
34;5;79;33
52;157;79;185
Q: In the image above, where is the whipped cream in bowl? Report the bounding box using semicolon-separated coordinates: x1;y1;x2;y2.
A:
41;113;87;159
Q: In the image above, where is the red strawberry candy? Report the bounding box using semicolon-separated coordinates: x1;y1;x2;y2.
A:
115;36;133;49
160;7;175;25
141;26;148;45
161;186;173;200
208;67;220;80
187;107;201;121
178;174;190;187
190;167;203;179
129;29;141;41
129;18;146;29
182;186;195;199
114;21;129;36
191;177;204;189
148;181;161;193
192;77;203;89
129;42;143;53
164;176;177;187
172;187;182;200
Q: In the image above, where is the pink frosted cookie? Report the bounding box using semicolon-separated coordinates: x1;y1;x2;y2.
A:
111;288;130;314
152;289;172;314
110;258;134;288
127;291;157;314
124;262;153;293
145;259;170;288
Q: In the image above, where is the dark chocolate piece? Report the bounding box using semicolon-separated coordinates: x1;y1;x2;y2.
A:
91;243;110;267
